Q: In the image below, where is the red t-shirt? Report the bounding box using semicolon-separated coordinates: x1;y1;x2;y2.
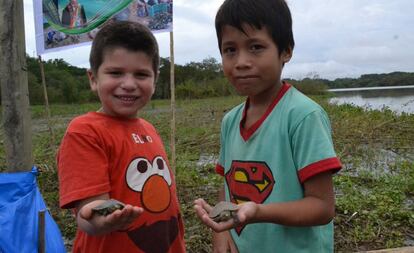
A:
58;112;185;253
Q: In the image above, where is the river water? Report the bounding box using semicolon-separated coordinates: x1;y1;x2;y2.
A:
329;85;414;114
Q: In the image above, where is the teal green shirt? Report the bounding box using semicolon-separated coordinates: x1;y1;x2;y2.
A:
216;83;341;253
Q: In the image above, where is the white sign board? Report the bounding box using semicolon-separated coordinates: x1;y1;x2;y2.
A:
34;0;173;54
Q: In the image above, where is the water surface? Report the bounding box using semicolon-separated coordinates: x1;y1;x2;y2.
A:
329;85;414;114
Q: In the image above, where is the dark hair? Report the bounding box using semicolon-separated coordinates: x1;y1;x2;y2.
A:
215;0;294;56
89;21;159;76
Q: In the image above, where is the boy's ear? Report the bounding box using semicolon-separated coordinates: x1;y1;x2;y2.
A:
152;70;160;93
87;69;98;92
281;47;293;64
155;70;160;84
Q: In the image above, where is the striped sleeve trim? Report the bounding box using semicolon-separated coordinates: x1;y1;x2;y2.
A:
298;157;342;183
215;164;225;176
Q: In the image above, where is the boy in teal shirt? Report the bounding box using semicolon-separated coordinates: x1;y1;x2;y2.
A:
194;0;342;252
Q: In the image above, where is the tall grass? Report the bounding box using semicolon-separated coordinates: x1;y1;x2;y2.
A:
0;95;413;252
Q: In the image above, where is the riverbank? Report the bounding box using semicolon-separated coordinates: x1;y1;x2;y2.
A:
360;246;414;253
1;96;412;252
328;85;414;115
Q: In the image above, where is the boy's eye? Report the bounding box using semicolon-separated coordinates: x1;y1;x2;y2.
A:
108;71;122;76
250;44;264;52
135;72;151;79
222;47;236;55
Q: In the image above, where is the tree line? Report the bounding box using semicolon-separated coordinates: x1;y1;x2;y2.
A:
313;72;414;89
21;55;234;105
2;55;413;105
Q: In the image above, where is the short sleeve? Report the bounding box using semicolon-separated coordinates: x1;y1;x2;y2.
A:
57;132;111;208
291;110;342;183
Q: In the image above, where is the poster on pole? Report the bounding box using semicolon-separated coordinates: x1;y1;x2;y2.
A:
34;0;173;55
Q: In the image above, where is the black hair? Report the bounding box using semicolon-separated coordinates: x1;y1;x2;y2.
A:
215;0;294;55
89;20;159;76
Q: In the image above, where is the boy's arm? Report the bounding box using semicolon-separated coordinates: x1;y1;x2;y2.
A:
197;171;335;232
75;193;144;235
249;171;335;225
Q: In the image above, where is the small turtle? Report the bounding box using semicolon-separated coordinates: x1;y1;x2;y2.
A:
209;201;238;223
92;199;125;216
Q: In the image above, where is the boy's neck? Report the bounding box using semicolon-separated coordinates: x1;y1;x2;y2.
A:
248;81;283;108
96;108;140;119
243;81;284;130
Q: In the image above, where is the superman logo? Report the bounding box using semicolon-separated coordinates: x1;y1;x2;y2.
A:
225;160;275;235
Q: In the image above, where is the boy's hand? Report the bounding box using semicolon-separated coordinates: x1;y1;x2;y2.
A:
77;197;144;235
193;198;258;233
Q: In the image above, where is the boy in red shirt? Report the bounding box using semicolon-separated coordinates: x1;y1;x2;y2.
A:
58;21;185;253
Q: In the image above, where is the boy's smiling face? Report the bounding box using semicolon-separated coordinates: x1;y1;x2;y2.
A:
220;24;292;102
88;47;155;118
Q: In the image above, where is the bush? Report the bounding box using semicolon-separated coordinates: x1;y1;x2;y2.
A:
176;78;235;99
290;78;329;95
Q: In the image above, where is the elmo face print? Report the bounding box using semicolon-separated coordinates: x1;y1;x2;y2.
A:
126;155;172;213
125;155;180;252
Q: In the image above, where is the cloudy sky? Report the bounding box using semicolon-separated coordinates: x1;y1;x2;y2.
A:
23;0;414;80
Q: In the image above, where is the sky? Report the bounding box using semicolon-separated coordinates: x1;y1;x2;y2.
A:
23;0;414;80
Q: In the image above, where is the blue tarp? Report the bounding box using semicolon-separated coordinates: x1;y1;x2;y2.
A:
0;167;66;253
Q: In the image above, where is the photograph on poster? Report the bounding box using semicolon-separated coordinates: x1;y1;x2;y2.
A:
113;0;172;29
35;0;173;54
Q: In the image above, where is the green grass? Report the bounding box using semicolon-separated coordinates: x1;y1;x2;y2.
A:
0;96;413;252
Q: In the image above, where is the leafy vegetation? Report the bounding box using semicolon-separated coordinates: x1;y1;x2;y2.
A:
0;57;413;251
1;56;413;106
1;95;412;252
326;72;414;89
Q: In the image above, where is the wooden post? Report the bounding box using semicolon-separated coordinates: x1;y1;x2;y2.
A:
169;31;176;173
38;55;55;147
0;0;33;172
38;210;46;253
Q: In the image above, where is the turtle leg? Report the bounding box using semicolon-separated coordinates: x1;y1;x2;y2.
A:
232;212;240;225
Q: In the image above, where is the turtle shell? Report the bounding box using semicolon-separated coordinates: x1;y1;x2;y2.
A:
92;199;125;216
209;201;238;219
